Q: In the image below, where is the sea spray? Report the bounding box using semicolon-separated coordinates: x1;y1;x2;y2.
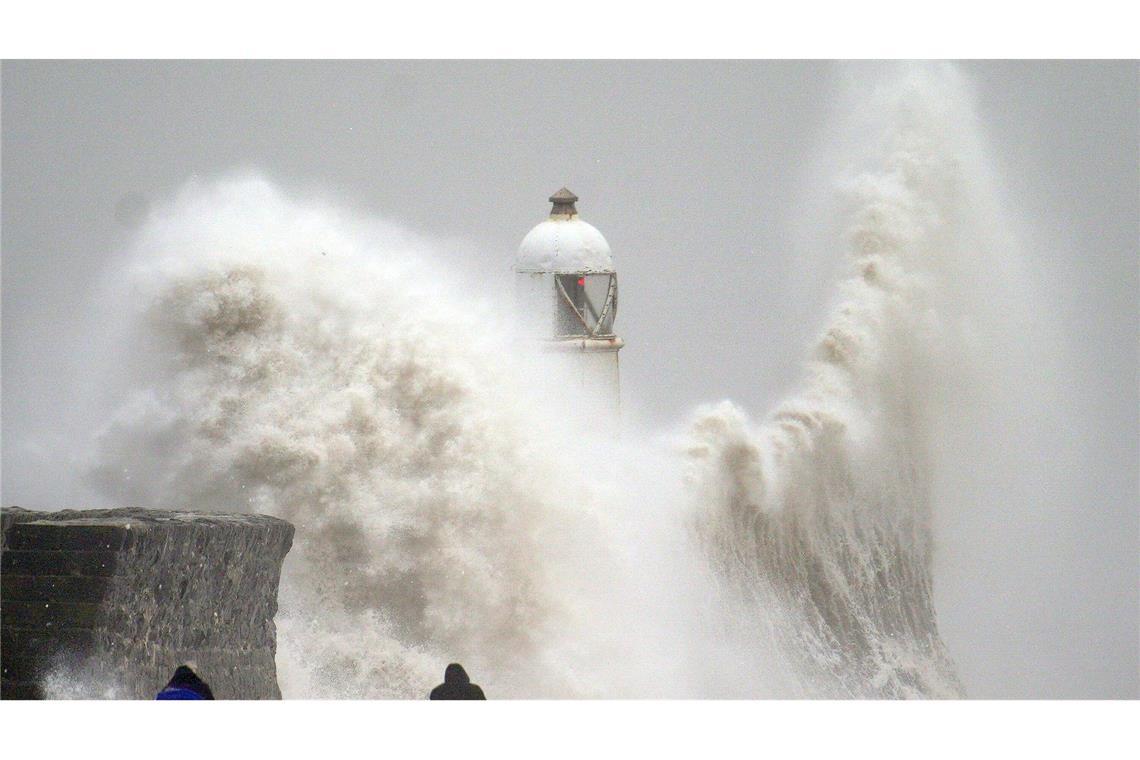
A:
82;178;590;697
79;174;801;697
682;65;1027;697
74;64;1027;698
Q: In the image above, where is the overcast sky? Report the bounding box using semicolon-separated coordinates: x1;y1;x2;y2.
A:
2;60;1136;698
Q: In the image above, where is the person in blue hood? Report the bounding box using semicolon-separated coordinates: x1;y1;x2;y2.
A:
429;663;486;700
155;665;215;700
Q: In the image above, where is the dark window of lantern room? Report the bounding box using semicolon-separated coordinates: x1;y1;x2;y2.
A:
582;274;614;335
556;274;585;336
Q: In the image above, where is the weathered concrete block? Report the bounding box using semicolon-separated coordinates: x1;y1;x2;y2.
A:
1;574;112;603
1;550;119;576
1;507;294;700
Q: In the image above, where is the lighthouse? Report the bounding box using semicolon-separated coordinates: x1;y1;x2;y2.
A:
514;188;624;418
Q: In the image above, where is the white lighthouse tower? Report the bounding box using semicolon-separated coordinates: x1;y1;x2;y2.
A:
514;188;623;417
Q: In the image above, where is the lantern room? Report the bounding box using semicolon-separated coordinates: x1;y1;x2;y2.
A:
514;187;624;416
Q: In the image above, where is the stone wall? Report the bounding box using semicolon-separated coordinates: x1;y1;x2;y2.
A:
1;507;294;699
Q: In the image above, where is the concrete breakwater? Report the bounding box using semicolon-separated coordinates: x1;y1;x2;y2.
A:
1;507;294;699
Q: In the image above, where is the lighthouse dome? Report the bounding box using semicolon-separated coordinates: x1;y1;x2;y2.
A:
516;218;614;273
515;188;614;273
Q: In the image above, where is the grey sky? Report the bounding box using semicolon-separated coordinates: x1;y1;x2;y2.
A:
2;60;1136;698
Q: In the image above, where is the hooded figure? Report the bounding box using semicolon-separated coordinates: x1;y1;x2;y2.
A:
155;665;215;700
429;663;486;700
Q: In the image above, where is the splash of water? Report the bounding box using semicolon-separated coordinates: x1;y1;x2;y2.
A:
75;64;1023;698
82;177;589;697
683;65;1024;697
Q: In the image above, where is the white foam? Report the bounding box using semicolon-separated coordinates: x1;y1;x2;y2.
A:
74;64;1034;698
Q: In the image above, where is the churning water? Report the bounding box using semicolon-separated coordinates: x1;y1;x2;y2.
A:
77;64;1034;698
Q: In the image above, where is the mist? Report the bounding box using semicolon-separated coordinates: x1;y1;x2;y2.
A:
2;60;1136;698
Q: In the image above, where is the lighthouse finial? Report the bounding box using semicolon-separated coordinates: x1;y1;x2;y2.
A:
549;187;578;218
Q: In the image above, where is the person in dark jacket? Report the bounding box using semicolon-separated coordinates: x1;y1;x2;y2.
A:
429;663;486;700
155;664;215;700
